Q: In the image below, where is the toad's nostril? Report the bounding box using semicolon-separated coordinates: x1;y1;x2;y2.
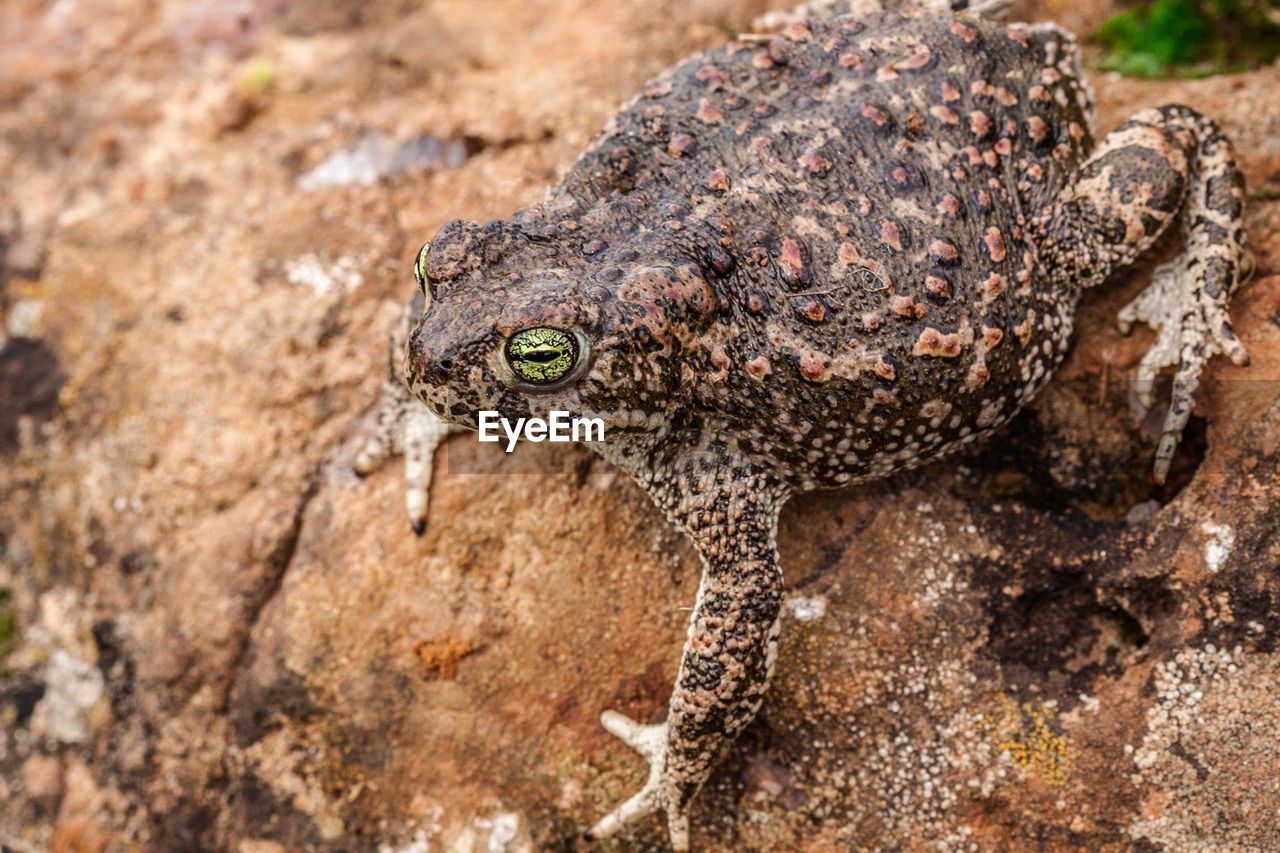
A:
437;356;455;373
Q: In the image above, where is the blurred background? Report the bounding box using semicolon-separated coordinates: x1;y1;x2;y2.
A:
1;1;1279;851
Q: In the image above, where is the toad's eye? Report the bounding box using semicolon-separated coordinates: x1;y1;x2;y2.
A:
504;327;581;385
413;241;430;296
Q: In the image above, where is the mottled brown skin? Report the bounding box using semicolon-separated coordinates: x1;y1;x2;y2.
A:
355;1;1252;848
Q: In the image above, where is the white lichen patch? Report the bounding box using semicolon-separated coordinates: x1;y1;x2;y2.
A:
378;830;431;853
785;594;828;622
908;511;976;607
298;133;472;190
836;649;1003;850
1199;520;1234;573
284;253;364;297
30;649;105;745
5;298;44;338
1129;646;1280;850
446;811;530;853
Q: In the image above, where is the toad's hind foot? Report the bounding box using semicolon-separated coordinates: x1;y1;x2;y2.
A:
1042;104;1252;486
1110;107;1253;484
1118;252;1250;484
586;711;689;851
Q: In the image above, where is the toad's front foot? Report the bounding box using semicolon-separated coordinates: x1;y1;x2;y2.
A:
353;376;453;533
586;711;689;851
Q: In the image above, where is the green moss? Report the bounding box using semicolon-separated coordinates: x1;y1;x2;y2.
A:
1094;0;1280;78
236;62;276;98
0;589;16;662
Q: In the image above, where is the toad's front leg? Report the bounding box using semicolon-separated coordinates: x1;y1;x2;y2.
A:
588;451;787;850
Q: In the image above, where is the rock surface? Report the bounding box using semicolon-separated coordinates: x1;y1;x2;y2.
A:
2;0;1279;850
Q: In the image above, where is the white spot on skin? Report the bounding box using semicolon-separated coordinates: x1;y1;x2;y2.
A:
284;253;364;296
1200;521;1234;573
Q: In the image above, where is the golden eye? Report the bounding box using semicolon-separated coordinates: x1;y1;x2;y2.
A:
504;327;580;385
413;241;430;295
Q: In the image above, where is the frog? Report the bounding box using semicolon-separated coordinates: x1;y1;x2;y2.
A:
352;0;1253;847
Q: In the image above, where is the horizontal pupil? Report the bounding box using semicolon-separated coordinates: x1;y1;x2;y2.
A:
522;347;563;363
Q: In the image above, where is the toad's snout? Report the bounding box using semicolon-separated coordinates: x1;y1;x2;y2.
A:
406;323;458;389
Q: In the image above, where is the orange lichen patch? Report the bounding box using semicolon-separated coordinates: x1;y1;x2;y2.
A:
414;636;475;679
912;328;962;358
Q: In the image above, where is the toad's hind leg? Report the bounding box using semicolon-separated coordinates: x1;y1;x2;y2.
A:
1036;105;1251;483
